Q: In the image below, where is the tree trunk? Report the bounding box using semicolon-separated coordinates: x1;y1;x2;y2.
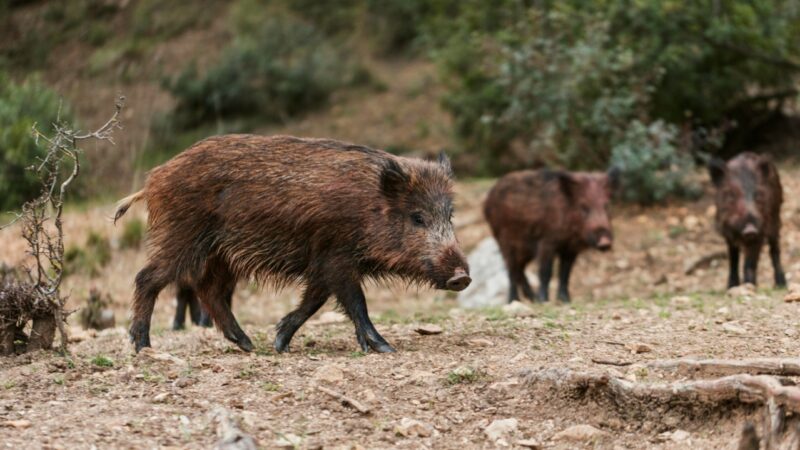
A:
27;314;56;351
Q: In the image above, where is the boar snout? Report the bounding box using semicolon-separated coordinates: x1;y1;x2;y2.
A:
446;268;471;291
742;223;759;239
596;235;613;251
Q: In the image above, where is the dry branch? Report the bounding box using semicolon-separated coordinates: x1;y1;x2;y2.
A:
0;96;124;355
317;385;371;414
684;250;727;275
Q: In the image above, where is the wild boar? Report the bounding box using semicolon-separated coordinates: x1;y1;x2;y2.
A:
484;168;619;303
708;152;786;288
172;285;213;330
115;135;470;354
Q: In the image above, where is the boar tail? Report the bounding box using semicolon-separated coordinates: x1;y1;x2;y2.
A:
114;190;145;224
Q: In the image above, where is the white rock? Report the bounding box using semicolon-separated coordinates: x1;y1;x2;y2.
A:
670;429;690;442
484;418;519;441
458;238;538;308
516;438;541;449
552;424;607;442
394;418;434;437
152;392;169;403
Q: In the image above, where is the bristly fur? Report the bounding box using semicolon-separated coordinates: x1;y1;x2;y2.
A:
119;134;468;351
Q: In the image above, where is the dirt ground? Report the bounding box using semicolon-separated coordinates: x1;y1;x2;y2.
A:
2;168;800;449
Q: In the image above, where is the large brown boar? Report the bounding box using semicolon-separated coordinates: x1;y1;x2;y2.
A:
708;152;786;288
484;169;619;303
115;135;470;354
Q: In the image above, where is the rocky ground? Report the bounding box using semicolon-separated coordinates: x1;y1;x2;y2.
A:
1;168;800;449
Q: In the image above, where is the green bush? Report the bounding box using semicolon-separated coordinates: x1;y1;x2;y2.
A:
610;121;701;205
165;12;351;129
65;231;111;277
0;73;75;211
429;1;800;201
119;218;145;250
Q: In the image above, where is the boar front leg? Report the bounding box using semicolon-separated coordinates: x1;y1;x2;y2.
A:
334;279;395;353
172;285;192;330
556;250;577;303
726;239;741;288
274;281;330;353
768;235;787;288
743;242;761;286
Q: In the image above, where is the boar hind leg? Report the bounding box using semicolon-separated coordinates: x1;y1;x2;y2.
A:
197;262;252;352
556;250;577;303
769;236;787;288
193;288;217;328
726;240;741;288
130;263;171;352
274;282;331;353
743;243;761;286
536;247;555;302
335;280;394;353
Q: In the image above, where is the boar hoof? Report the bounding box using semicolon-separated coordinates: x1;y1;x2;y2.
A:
371;342;397;353
235;336;254;352
274;335;292;354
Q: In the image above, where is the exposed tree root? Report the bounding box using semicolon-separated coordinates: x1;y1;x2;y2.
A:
648;358;800;377
522;367;800;449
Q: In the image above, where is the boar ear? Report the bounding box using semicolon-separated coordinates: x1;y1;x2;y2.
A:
380;159;410;198
606;166;622;192
437;151;453;177
708;157;727;187
757;155;774;178
556;172;579;200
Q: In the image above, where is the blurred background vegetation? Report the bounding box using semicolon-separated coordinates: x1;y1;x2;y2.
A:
1;0;799;207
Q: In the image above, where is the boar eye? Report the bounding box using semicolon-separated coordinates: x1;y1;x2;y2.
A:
411;212;426;227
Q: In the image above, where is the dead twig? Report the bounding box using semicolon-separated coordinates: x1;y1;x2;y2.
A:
591;358;633;367
317;385;371;414
684;251;727;275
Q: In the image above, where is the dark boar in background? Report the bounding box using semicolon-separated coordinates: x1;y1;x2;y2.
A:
171;285;214;330
115;135;470;354
484;169;619;303
708;152;786;288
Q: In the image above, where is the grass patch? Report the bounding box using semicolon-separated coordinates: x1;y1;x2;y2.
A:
444;366;484;385
262;382;281;392
91;355;114;367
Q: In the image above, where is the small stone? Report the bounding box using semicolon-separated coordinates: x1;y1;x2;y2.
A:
275;432;303;448
722;323;747;335
153;392;169;403
173;377;193;388
516;439;541;449
670;429;690;442
785;328;797;337
136;348;188;367
727;284;756;298
784;291;800;303
2;419;31;429
552;424;607;442
414;324;443;335
361;389;377;403
484;418;518;441
394;418;434;438
501;301;535;318
313;364;344;384
469;338;493;347
625;342;652;354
